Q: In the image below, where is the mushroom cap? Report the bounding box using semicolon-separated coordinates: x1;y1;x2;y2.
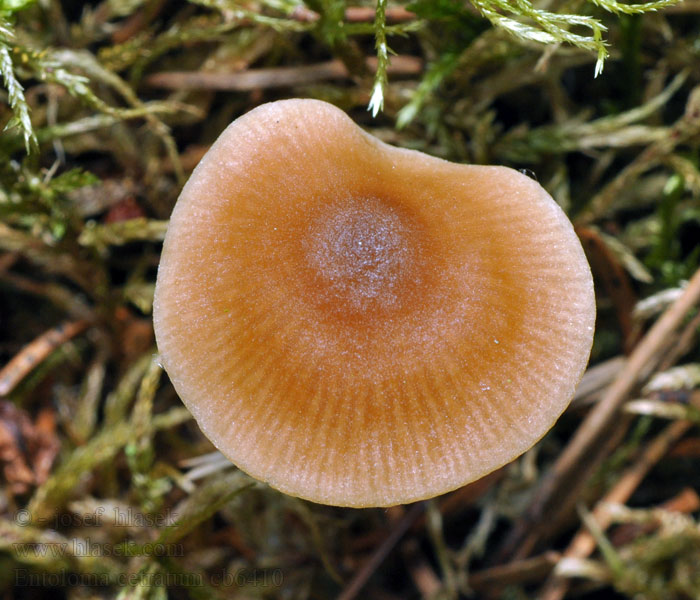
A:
153;99;595;507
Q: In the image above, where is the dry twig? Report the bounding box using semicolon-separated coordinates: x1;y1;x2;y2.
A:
540;418;694;600
500;267;700;561
145;56;422;91
337;503;424;600
0;320;91;397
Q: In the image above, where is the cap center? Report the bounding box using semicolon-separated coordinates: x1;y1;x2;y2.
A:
302;197;422;316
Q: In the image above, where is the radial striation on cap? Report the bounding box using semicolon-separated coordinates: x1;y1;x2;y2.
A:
153;99;595;507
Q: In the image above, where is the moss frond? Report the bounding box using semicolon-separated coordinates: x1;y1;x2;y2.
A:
0;18;36;152
368;0;389;117
458;0;679;79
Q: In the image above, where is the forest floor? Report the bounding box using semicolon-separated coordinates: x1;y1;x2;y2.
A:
1;1;700;599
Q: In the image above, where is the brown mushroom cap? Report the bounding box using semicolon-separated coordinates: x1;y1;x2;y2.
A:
153;99;595;507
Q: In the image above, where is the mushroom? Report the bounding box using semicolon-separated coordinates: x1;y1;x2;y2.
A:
153;99;595;507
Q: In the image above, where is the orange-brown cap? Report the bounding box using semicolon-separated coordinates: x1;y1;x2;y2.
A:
153;99;595;507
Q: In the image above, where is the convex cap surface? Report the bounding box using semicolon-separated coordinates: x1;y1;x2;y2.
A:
154;99;596;507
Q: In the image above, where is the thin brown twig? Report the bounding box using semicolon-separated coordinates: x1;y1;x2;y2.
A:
539;417;692;600
289;6;417;23
523;411;636;564
0;320;91;396
499;266;700;562
337;502;424;600
401;538;442;598
145;56;422;91
537;310;700;599
344;6;416;22
469;551;561;592
111;0;167;44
